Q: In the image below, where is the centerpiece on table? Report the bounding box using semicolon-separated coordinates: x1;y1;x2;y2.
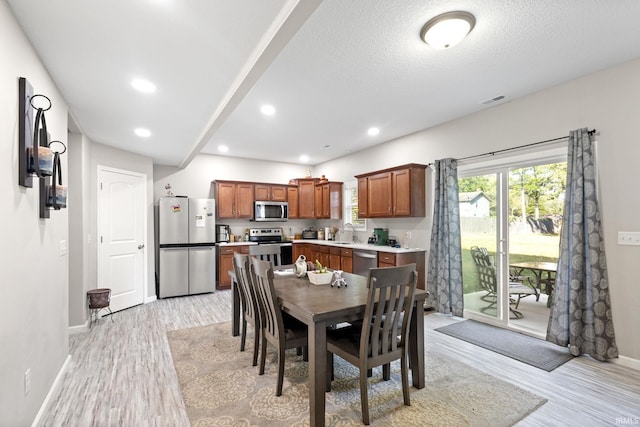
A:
307;260;332;285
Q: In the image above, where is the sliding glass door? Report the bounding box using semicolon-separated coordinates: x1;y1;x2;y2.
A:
460;173;501;319
459;158;566;334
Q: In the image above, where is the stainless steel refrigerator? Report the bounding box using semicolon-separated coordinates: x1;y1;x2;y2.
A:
158;197;216;298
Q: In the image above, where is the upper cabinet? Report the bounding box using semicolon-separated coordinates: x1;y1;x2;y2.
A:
214;177;342;220
287;185;299;219
254;184;287;202
315;181;343;219
355;164;426;218
296;178;318;219
214;181;255;219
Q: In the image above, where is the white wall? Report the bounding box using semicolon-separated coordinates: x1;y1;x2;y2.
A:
0;1;69;424
154;155;310;199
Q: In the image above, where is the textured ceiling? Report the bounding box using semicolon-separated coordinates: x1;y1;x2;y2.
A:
9;0;640;167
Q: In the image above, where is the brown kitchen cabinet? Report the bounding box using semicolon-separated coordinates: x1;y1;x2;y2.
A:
217;245;250;289
214;181;254;219
341;248;353;273
329;247;342;270
287;185;299;219
378;250;426;290
297;178;318;219
254;184;287;202
315;181;343;219
355;164;426;218
310;244;330;268
293;243;308;262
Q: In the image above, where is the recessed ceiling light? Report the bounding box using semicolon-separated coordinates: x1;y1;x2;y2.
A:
218;145;229;153
421;11;475;49
367;127;380;136
134;128;151;137
131;78;156;93
299;155;309;163
261;104;276;116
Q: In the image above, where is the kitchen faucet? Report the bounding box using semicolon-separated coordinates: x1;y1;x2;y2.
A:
343;223;357;243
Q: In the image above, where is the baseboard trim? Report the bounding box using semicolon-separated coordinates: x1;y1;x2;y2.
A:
68;321;88;335
613;354;640;371
31;354;71;427
145;295;157;304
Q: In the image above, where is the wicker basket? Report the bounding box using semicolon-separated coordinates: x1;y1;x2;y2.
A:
87;288;111;309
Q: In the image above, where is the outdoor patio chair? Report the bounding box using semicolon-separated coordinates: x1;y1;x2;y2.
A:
471;247;537;319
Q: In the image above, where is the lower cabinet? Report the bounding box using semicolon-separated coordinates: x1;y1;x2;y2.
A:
341;248;353;273
329;247;342;270
378;251;426;290
217;245;249;289
312;244;330;268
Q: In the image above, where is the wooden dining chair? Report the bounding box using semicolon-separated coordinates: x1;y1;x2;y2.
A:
250;257;308;396
232;252;261;366
249;244;283;266
326;264;418;425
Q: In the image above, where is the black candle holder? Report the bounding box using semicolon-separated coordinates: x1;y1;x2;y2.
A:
19;77;53;188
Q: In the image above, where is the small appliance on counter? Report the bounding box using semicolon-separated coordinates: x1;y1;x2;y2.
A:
302;227;318;239
216;224;230;243
373;228;388;246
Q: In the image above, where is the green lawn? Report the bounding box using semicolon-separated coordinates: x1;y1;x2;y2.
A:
461;232;559;294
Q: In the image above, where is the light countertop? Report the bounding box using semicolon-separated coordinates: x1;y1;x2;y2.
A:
217;240;426;254
291;239;426;254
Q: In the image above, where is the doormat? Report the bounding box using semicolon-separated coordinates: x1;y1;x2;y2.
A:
435;320;573;371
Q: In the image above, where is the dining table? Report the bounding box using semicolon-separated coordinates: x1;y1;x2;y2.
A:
509;261;557;307
231;268;428;427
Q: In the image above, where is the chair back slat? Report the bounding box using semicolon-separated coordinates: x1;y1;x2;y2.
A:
233;253;259;322
250;257;284;340
249;244;283;266
361;264;417;360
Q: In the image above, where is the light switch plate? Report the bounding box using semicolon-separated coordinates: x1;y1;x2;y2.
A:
59;240;67;255
617;232;640;246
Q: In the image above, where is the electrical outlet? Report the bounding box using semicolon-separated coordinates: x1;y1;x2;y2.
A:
24;368;31;395
617;232;640;246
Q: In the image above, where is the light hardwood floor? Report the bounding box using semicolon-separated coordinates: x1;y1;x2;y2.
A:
37;291;639;426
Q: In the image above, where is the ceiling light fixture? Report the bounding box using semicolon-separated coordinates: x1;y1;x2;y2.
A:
131;78;156;93
299;154;309;163
367;127;380;136
261;104;276;116
218;145;229;153
134;128;151;137
420;11;475;49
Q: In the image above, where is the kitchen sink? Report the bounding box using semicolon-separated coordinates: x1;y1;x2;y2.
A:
332;241;352;245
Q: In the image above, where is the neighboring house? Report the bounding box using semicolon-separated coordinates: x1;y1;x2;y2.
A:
459;191;491;217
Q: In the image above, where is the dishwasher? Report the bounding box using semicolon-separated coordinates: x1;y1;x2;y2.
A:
353;249;378;276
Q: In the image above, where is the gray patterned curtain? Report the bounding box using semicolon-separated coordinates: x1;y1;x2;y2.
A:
546;128;618;361
427;158;463;316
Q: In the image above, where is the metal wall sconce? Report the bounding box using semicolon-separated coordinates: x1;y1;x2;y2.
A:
18;77;66;218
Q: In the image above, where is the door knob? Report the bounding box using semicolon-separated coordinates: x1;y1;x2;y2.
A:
138;244;145;249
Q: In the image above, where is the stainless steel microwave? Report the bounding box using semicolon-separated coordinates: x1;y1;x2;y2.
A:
254;201;288;222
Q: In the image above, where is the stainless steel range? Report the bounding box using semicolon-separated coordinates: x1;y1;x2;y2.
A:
248;227;293;264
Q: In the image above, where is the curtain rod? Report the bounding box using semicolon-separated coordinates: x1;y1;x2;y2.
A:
428;128;597;166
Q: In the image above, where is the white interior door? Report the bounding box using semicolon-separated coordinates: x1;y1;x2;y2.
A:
97;166;146;313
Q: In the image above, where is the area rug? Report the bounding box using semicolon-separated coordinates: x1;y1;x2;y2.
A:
435;320;573;371
167;322;546;426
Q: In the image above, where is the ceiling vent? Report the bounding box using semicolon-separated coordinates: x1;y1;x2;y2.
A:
481;95;505;105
